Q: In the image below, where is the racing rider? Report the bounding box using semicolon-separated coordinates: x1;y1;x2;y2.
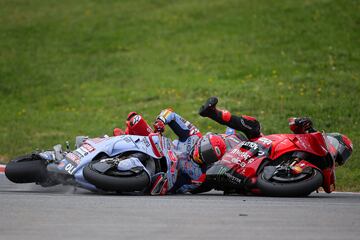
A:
198;96;317;137
198;96;352;166
114;109;240;194
152;108;242;193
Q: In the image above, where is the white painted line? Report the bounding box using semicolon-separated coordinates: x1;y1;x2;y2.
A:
333;191;360;195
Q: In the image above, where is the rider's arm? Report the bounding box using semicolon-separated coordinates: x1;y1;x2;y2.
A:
156;108;200;142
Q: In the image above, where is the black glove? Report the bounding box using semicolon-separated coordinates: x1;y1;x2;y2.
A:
289;117;316;133
199;97;218;117
296;117;313;131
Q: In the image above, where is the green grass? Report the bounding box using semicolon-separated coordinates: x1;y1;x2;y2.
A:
0;0;359;191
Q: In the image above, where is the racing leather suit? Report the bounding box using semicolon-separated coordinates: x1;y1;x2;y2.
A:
199;97;315;137
155;108;244;193
155;108;206;193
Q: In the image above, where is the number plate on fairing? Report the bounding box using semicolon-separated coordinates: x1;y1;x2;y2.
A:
64;142;96;175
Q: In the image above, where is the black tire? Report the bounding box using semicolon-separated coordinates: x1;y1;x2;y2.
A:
257;168;323;197
83;158;152;192
5;155;49;183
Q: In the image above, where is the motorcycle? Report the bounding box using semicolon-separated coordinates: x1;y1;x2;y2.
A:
200;129;352;196
5;133;179;195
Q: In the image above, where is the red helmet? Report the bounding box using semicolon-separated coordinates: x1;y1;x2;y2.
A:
192;134;227;165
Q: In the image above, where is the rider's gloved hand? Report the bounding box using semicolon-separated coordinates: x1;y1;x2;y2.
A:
199;97;218;117
289;117;315;133
153;119;165;133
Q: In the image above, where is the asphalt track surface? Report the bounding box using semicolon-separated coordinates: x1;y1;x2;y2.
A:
0;171;359;240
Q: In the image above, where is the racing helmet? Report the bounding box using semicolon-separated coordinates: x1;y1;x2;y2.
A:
327;133;353;166
192;133;226;165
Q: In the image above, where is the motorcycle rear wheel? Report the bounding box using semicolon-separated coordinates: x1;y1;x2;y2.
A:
257;168;323;197
5;154;49;183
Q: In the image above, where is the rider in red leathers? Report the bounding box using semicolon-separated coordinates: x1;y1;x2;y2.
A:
198;96;317;136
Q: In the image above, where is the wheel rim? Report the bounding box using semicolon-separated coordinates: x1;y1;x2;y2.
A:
271;172;311;183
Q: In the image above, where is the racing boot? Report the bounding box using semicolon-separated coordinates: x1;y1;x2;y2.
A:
199;97;262;139
199;97;232;124
199;96;218;117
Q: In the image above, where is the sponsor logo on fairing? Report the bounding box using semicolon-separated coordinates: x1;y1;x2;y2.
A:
81;143;95;153
258;137;272;145
240;141;258;150
225;172;243;184
66;152;81;164
230;149;251;160
141;138;151;148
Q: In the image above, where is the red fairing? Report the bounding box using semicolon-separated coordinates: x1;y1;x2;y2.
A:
220;132;330;179
322;168;336;193
263;132;328;160
125;113;153;136
148;133;164;158
220;148;266;178
238;156;266;178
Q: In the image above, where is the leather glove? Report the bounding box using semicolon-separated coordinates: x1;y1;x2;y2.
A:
153;119;165;133
289;117;314;133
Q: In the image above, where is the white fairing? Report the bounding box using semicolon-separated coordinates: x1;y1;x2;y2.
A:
117;157;146;171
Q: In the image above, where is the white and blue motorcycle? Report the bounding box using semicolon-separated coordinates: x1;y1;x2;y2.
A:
5;133;177;194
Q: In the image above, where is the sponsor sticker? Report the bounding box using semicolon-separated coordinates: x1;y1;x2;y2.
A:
66;152;81;165
81;143;95;153
258;137;272;145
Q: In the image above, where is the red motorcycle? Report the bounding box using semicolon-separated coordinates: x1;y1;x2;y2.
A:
201;131;352;196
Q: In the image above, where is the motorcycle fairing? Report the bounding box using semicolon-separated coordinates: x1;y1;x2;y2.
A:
322;168;335;193
210;132;336;193
219;139;269;177
263;133;337;192
207;140;267;189
264;132;328;160
48;135;167;191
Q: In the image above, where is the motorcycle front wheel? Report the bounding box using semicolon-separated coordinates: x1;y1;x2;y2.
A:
256;167;323;197
83;155;155;193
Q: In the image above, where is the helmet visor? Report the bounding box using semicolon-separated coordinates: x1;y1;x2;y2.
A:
199;136;220;164
192;140;203;164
